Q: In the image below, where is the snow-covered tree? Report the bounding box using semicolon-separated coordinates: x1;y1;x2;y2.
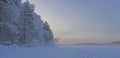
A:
21;0;37;45
13;0;22;7
42;21;54;44
0;0;20;45
0;0;55;46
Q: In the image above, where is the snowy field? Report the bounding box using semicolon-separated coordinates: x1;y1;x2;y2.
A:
0;46;120;58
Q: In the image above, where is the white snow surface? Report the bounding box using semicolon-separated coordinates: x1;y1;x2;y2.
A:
0;46;120;58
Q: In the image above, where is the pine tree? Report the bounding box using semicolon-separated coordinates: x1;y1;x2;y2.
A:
43;21;54;44
21;0;37;45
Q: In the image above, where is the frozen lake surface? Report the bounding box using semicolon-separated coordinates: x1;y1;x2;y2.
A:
0;46;120;58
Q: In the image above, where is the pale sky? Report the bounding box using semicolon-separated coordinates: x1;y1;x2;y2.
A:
23;0;120;44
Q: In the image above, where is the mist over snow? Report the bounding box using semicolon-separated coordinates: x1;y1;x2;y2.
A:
0;0;120;58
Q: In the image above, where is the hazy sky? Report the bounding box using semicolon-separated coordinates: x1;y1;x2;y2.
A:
23;0;120;44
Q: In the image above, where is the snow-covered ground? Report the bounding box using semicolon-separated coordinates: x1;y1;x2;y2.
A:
0;46;120;58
